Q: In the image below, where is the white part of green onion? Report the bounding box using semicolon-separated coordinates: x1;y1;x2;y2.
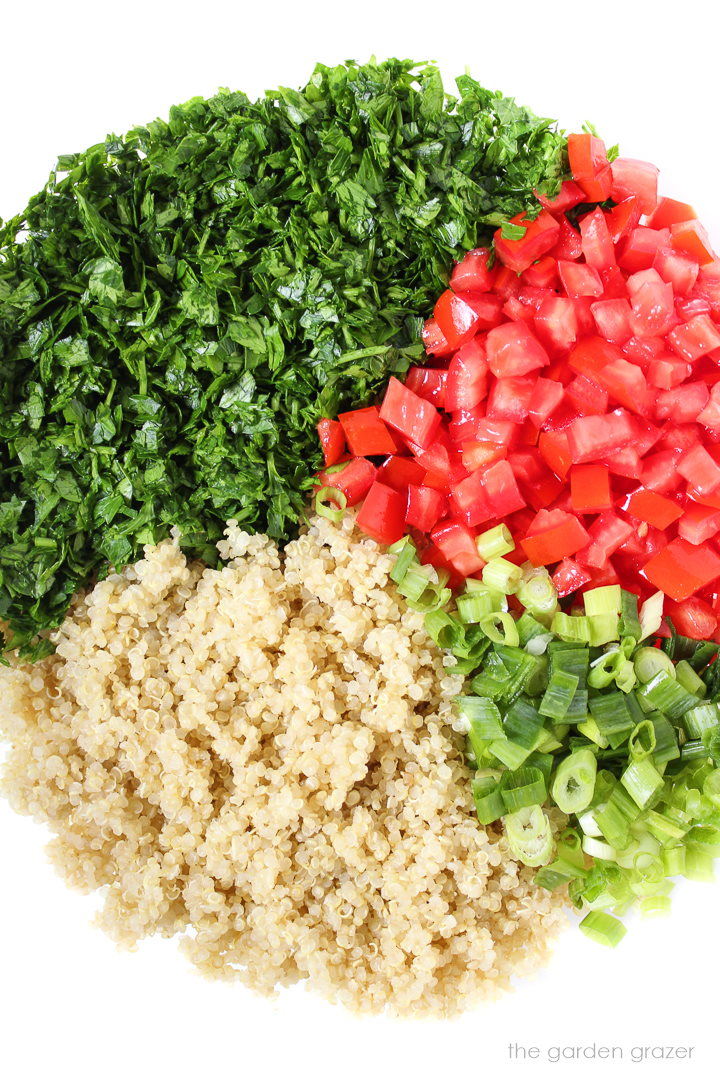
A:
583;584;622;618
582;835;618;862
503;805;554;867
639;590;664;641
482;557;523;595
577;809;603;838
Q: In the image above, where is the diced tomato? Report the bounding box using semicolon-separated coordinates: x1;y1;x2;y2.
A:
567;133;612;201
677;296;713;321
538;429;572;479
471;417;516;448
629;279;677;338
671;220;715;265
678;502;720;545
523;511;591;567
450;247;496;294
493;211;561;273
580;207;617;272
553;558;592;597
376;455;426;493
648;355;692;390
405;484;447;532
444;337;489;412
431;520;485;577
322;457;377;506
697;384;720;431
558;260;604;298
606;197;642;246
493;264;522;300
404;367;448;408
380;377;442;450
566;410;636;463
317;418;346;467
618;227;671;273
452;459;525;528
528;377;565;428
653;247;699;296
421;317;454;358
338;406;399;456
601;446;642;479
625;488;682;529
655;382;709;424
570;463;612;513
594;357;653;416
577;511;634;569
565;374;609;417
667;314;720;362
590;299;633;345
433;290;485;350
521;256;560;290
568;335;624;376
508;450;564;511
486;321;550;378
460;441;507;471
610;158;659;216
356;482;406;545
535;180;587;215
693;262;720;315
678;443;720;495
534;295;578;354
665;596;717;640
640;448;684;493
643;538;720;602
647;198;698;230
552;217;584;261
487;376;536;423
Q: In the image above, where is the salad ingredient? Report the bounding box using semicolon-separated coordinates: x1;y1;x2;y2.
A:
390;536;720;941
0;59;567;660
333;135;720;632
0;513;566;1016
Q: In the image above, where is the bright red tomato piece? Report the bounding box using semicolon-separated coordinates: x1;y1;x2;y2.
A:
356;482;406;545
647;198;698;230
431;520;485;577
665;597;717;640
421;317;454;358
558;260;603;299
625;488;682;530
323;457;378;506
376;455;426;493
405;484;447;532
493;211;561;273
552;558;592;597
450;247;496;294
535;180;587;215
570;463;612;513
609;158;659;216
486;322;550;378
567;133;612;201
317;418;346;467
380;377;442;450
643;538;720;602
404;367;448;408
445;337;489;412
338;406;399;457
671;220;715;265
523;512;590;567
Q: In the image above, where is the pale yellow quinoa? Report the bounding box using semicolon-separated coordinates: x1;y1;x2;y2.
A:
0;513;566;1016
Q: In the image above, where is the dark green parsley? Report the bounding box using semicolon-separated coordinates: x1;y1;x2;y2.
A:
0;58;566;658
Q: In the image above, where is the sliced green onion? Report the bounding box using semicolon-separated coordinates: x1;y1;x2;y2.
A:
636;670;699;721
634;646;676;684
516;566;558;621
476;524;514;561
539;669;579;721
594;786;637;849
516;612;549;647
584;584;622;618
489;737;532;770
581;835;618;862
640;896;672;917
588;612;620;646
662;844;686;877
396;565;434;603
682;702;720;739
389;537;417;584
500;766;547;813
675;660;708;698
314;485;347;522
577;716;610;749
577;809;602;837
647;711;680;764
621;757;664;809
703;769;720;809
503;805;554;866
472;776;505;825
588;647;625;689
683;846;715;882
619;589;642;640
551;748;597;814
589;691;636;744
482;557;523;595
455;696;504;747
504;697;545;749
551;612;591;643
628;719;656;761
478;611;520;647
639;590;664;641
456;586;499;624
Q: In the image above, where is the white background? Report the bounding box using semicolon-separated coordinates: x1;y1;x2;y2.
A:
1;2;718;1078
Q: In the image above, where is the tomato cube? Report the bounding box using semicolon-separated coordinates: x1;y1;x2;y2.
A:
629;279;677;338
521;257;560;290
380;377;442;450
625;488;682;530
317;418;346;467
433;290;484;350
565;375;609;417
570;464;612;513
580;207;617;272
655;382;710;424
356;482;406;545
567;133;612;201
558;260;604;298
648;356;692;390
421;317;454;358
452;459;525;528
493;211;561;273
325;457;378;506
535;180;587;215
450;247;496;294
552;217;584;261
528;377;565;428
486;322;550;378
444;337;489;412
405;484;447;532
609;158;659;216
487;376;536;423
667;314;720;362
577;511;634;569
590;299;633;345
538;430;572;479
640;448;684;494
534;295;578;354
523;512;591;567
566;410;636;463
697;384;720;431
404;367;448;408
678;502;720;545
618;227;671;273
653;247;699;296
677;443;720;495
606;197;642;245
643;538;720;602
431;520;485;577
338;406;399;457
376;455;426;492
552;558;592;597
671;220;715;265
665;597;717;640
647;198;698;230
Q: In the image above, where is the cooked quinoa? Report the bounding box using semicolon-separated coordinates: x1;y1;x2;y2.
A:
0;513;566;1016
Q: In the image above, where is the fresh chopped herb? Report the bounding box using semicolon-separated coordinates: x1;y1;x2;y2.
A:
0;59;567;657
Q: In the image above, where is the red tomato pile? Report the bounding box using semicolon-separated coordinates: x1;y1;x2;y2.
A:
316;133;720;641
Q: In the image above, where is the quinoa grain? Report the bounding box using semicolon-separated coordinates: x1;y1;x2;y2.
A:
0;514;565;1016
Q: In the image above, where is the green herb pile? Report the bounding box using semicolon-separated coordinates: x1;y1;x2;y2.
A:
0;58;566;659
388;533;720;946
